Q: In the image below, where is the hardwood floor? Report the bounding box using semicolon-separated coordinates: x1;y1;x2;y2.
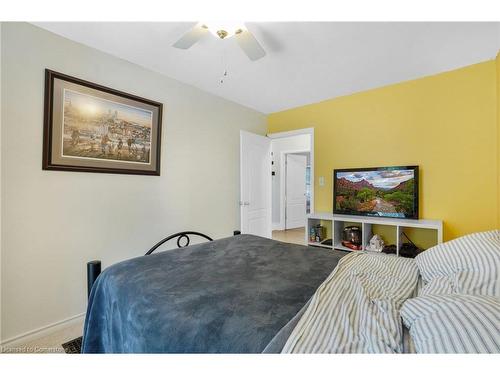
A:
272;227;306;246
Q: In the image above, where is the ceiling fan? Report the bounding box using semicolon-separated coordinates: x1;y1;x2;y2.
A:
173;22;266;61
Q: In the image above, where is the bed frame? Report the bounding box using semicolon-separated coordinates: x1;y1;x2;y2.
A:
86;230;240;297
145;231;214;255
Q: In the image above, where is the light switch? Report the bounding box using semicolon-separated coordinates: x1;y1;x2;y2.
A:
319;176;325;186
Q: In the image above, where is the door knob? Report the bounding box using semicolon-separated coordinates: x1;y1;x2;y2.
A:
239;201;250;206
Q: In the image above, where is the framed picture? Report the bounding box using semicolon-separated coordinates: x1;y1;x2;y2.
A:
43;69;163;175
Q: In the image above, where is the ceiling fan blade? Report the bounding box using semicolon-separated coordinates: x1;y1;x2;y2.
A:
173;24;209;49
234;30;266;61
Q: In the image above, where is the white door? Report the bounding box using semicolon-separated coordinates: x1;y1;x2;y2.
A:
240;131;272;238
285;154;307;229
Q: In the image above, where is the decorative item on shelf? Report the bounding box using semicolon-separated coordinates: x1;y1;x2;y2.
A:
341;240;362;251
365;234;385;252
316;224;326;242
399;232;422;258
381;232;421;257
342;225;362;250
382;244;397;255
343;226;362;244
310;224;326;243
309;226;315;242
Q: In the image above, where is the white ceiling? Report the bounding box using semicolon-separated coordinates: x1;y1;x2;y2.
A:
34;22;500;114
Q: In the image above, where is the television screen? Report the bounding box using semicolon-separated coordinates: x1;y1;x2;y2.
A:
333;166;418;219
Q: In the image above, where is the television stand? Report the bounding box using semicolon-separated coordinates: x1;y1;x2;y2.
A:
306;212;442;256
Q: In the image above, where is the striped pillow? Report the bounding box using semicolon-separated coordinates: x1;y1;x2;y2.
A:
419;276;454;296
415;230;500;296
401;294;500;353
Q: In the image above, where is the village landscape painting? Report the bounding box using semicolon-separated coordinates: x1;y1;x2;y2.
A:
62;89;153;164
43;70;162;175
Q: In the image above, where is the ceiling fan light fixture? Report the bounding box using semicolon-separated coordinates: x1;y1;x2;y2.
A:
216;30;229;39
173;22;265;61
204;21;245;39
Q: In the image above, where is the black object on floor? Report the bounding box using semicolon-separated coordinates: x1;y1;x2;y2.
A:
87;260;101;298
62;336;82;354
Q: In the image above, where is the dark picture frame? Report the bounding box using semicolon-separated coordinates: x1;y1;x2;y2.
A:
43;69;163;175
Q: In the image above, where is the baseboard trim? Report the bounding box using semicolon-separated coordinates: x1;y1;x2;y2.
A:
272;222;284;231
0;312;85;348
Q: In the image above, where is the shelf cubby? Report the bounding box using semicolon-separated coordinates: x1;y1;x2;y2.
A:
334;220;363;251
306;217;333;248
398;226;439;252
363;223;398;250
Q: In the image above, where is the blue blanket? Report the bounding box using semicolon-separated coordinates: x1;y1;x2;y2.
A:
82;234;345;353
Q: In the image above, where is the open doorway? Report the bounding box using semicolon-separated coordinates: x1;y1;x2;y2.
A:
238;128;313;241
285;152;310;228
268;129;314;245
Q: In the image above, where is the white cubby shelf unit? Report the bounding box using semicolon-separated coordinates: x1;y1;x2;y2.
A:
306;212;443;256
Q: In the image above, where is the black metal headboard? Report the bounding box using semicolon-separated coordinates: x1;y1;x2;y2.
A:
87;231;241;297
145;231;213;255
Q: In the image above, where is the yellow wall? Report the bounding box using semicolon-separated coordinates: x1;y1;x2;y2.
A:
268;61;498;241
497;53;500;227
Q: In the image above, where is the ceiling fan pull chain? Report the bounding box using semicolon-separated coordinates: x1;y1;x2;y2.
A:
220;42;229;84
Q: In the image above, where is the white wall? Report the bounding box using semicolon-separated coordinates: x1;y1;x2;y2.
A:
0;22;3;344
271;134;311;228
0;23;266;342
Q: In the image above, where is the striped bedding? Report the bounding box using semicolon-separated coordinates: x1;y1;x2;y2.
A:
401;294;500;353
400;230;500;353
282;252;419;353
415;230;500;296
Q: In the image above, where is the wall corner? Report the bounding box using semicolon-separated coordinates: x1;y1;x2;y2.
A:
497;51;500;229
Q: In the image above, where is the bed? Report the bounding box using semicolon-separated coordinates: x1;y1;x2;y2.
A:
82;230;500;354
82;234;346;353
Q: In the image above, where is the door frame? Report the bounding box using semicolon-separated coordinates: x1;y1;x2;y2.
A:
284;151;309;230
267;128;315;231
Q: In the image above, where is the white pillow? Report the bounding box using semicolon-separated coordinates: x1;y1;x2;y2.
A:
415;230;500;296
401;294;500;353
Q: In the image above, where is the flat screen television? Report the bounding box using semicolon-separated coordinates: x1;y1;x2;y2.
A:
333;166;418;219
